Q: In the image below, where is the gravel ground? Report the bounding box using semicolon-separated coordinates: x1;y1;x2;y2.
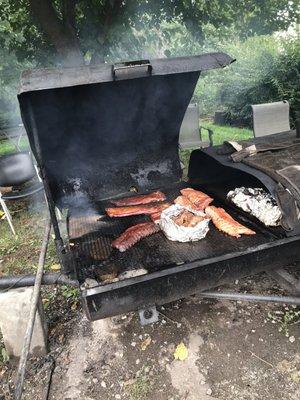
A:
0;272;299;400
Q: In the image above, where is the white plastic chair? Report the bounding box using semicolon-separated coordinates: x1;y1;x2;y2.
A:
252;101;290;137
179;103;213;149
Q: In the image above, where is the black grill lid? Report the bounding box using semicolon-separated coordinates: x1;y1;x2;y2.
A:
18;53;234;208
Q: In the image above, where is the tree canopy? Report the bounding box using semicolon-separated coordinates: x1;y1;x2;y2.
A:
1;0;299;66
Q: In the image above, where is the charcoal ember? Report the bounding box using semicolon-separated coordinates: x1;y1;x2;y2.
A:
227;187;282;227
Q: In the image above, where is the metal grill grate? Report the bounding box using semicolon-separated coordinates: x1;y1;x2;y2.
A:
67;184;278;284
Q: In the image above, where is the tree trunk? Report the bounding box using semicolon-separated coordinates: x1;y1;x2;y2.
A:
28;0;84;67
89;0;124;65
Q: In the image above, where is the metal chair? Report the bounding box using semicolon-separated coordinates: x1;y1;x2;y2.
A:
252;101;290;137
0;152;44;235
179;103;213;149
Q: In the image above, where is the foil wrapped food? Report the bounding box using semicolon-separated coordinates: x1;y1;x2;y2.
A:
227;187;282;227
159;204;210;242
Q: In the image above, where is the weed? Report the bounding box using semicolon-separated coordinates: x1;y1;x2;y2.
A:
267;308;300;336
42;290;57;309
61;285;80;310
130;375;151;400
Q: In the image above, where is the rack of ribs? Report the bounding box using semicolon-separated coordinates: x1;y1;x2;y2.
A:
111;222;161;252
106;202;170;218
110;191;166;206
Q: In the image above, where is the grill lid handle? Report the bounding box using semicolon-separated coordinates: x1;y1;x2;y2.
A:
112;60;152;80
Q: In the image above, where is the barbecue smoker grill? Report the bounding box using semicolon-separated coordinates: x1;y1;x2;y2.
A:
18;53;300;321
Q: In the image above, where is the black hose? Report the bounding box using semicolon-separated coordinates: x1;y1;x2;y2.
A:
0;273;79;290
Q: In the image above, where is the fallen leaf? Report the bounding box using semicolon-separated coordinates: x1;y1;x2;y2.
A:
141;336;151;351
174;342;188;361
0;210;4;218
291;371;300;383
50;263;61;271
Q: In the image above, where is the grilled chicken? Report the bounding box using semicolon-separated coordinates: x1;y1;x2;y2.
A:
106;202;171;218
180;188;213;210
111;191;166;206
172;210;208;227
111;222;161;252
205;206;256;238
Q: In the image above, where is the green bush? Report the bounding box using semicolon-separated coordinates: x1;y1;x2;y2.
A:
195;34;300;126
271;37;300;121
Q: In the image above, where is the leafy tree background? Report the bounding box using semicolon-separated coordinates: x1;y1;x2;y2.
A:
0;0;299;128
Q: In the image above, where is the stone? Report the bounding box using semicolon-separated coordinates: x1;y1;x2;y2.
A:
0;287;48;358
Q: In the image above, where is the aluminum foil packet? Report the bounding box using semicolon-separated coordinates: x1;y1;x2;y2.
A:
227;187;282;227
159;204;210;242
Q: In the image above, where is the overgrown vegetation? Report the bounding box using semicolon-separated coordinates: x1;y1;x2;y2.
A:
196;34;300;125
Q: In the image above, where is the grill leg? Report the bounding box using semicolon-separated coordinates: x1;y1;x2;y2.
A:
138;306;159;326
0;193;16;235
267;267;300;296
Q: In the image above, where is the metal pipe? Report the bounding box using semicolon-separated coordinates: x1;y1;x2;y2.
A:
199;291;300;305
0;273;79;290
14;219;51;400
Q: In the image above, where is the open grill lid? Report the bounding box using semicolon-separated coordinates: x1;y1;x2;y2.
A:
18;53;234;209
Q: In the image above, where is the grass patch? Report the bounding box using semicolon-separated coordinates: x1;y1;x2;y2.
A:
0;201;58;276
201;120;252;145
0;137;29;156
180;120;252;171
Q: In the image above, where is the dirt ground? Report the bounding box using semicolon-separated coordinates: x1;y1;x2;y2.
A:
1;272;299;400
